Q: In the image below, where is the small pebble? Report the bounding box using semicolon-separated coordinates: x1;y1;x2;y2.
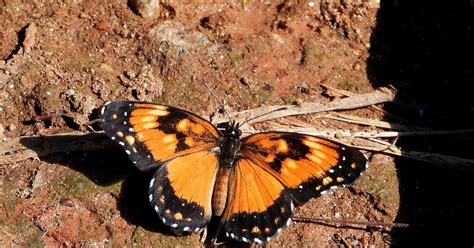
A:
0;125;5;139
353;62;361;71
7;124;16;131
131;0;160;18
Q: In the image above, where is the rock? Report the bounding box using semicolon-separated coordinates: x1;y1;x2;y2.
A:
23;22;38;53
130;0;160;18
148;20;209;59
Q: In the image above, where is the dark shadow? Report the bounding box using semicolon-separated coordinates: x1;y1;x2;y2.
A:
19;133;171;234
367;1;474;246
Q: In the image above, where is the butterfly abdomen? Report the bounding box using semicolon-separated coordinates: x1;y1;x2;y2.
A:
211;126;242;216
212;167;231;216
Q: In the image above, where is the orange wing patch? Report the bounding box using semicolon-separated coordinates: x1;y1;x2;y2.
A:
241;132;367;205
102;101;221;171
149;151;219;233
223;157;293;244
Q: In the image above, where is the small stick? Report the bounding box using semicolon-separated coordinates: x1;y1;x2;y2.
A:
292;216;409;229
213;86;397;125
351;138;474;168
323;113;426;131
319;83;404;121
250;128;474;138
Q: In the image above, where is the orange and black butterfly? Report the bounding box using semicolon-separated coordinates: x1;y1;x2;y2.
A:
101;101;368;244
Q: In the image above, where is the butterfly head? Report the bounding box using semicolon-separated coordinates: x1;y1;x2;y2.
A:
224;120;242;139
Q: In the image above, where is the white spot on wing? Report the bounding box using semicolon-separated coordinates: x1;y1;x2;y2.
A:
154;206;159;213
101;101;111;115
149;178;155;188
129;128;134;132
230;233;235;239
329;169;334;173
148;194;153;202
125;150;131;155
211;146;221;154
119;141;125;146
363;153;369;168
124;112;128;116
111;136;116;140
254;238;263;244
183;226;190;232
286;218;292;227
225;232;229;237
162;217;166;224
171;223;178;228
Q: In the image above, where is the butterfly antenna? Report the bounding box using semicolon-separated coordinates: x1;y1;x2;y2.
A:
239;106;288;126
201;81;233;122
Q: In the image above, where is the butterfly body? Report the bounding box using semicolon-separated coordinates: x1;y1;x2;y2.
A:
218;122;242;169
101;101;368;244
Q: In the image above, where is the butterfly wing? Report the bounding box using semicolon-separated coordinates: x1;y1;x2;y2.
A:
102;101;222;233
150;150;219;233
241;132;368;205
101;101;221;171
221;132;368;243
222;157;293;244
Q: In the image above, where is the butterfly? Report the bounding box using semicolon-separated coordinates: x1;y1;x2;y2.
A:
101;100;368;244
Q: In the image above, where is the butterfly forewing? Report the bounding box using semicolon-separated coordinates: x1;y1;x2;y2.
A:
241;132;368;205
102;101;221;171
102;101;224;234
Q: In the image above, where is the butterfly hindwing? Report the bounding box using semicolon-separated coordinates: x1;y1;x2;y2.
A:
241;132;368;205
149;151;220;233
222;157;293;244
101;101;221;171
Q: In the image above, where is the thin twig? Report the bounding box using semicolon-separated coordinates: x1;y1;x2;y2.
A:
323;113;426;131
319;83;404;121
251;128;474;138
292;216;409;229
350;138;474;168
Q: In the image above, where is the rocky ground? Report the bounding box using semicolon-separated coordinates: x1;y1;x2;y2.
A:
1;1;473;247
